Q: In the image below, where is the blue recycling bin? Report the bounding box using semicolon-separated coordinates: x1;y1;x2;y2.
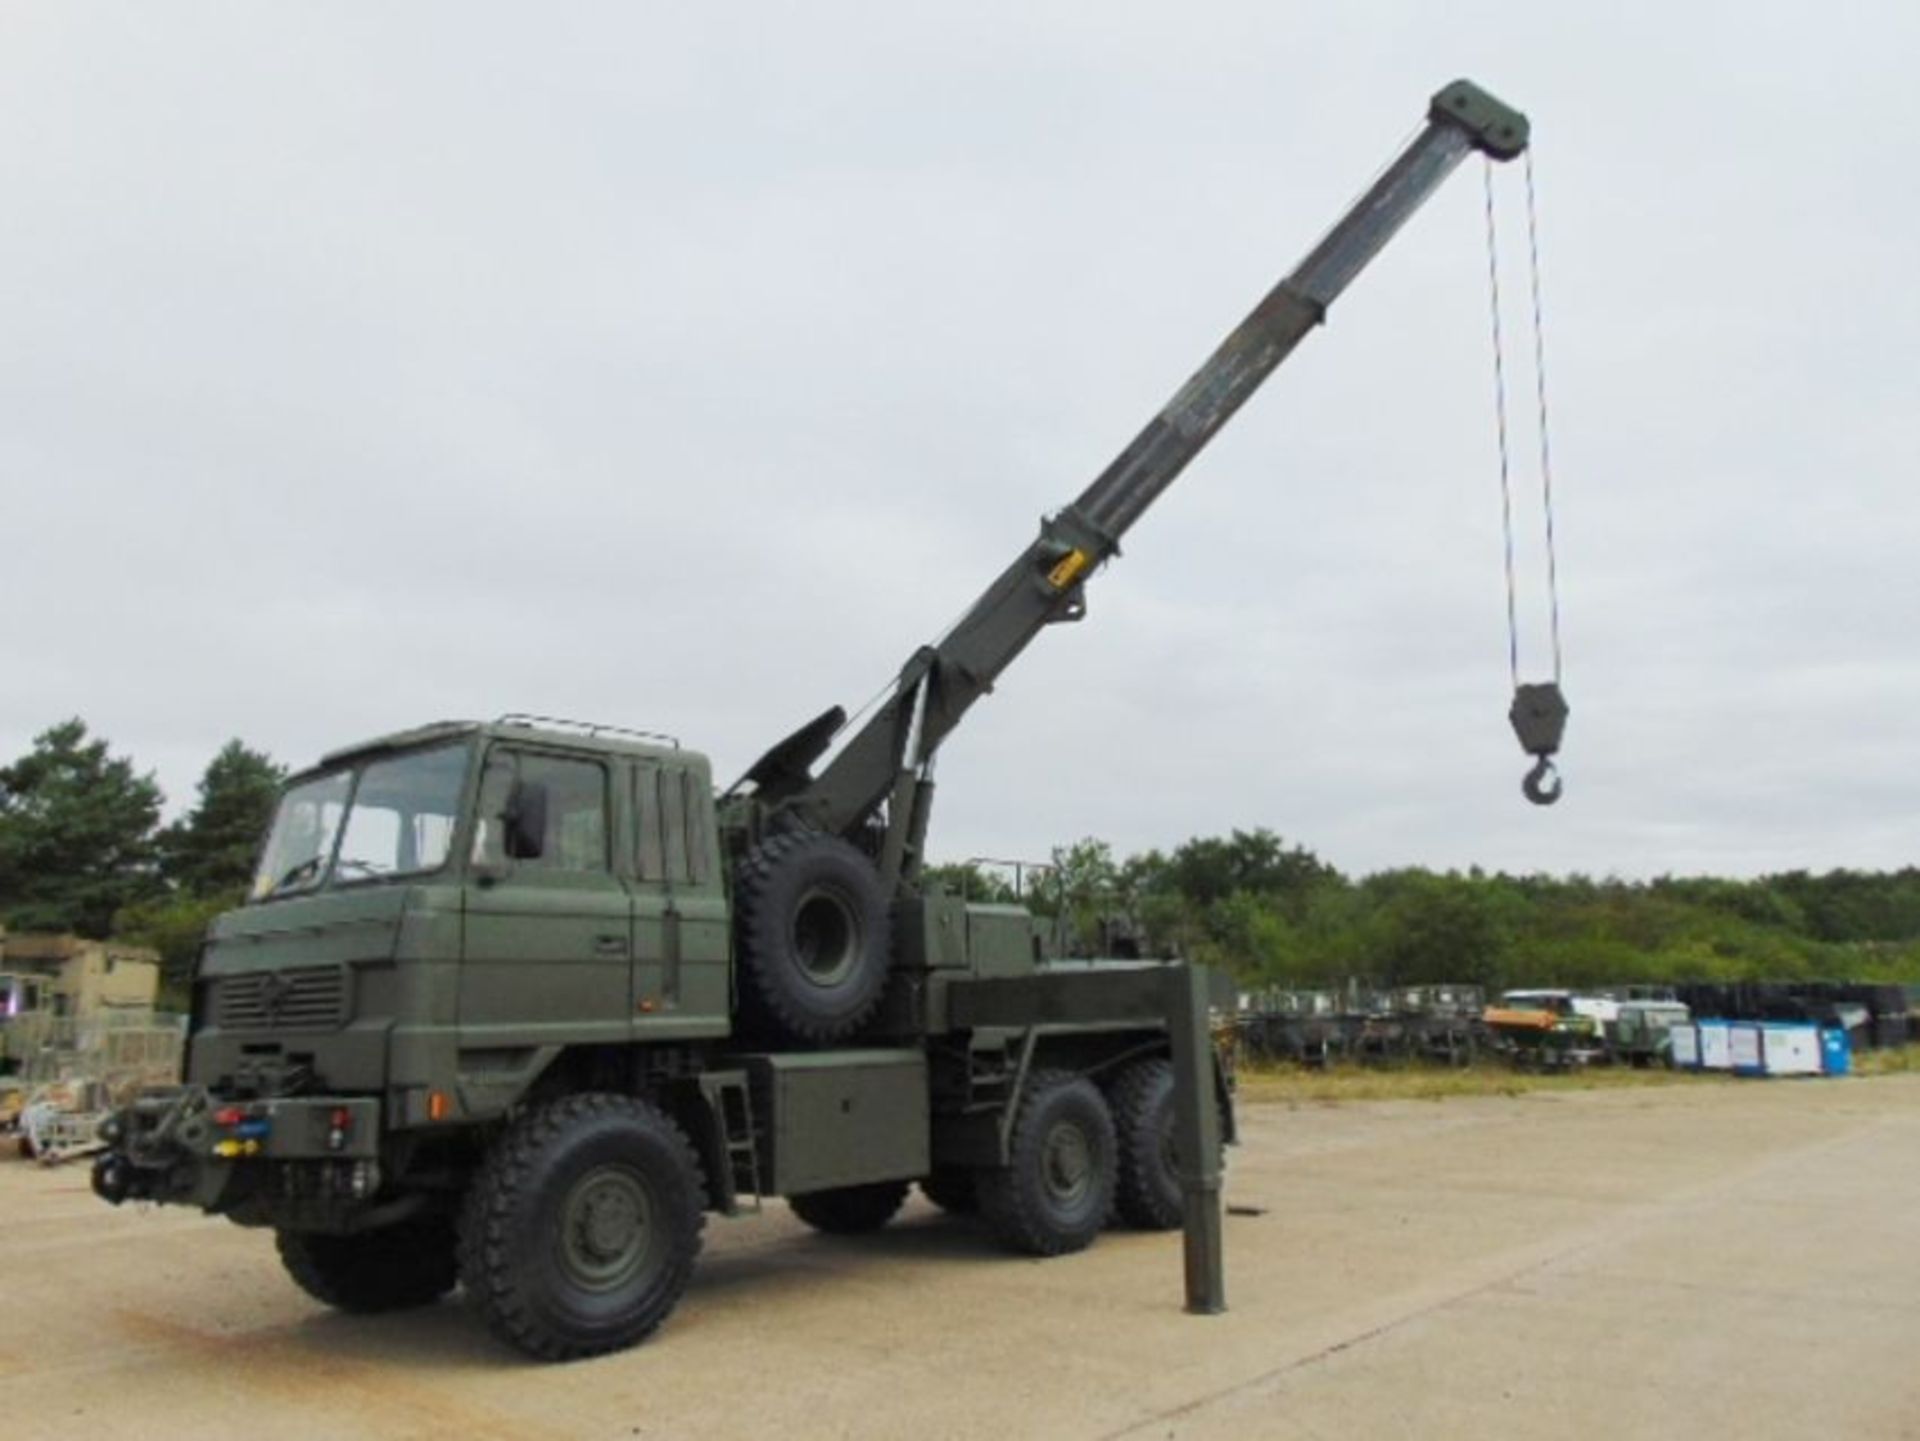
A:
1819;1027;1851;1076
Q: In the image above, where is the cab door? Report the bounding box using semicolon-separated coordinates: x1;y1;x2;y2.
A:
631;757;732;1037
629;760;673;1026
461;745;632;1046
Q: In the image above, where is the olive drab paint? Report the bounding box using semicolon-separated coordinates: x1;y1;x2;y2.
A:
94;81;1530;1358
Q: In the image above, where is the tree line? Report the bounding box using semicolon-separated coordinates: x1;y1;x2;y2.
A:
0;719;283;984
927;830;1920;993
3;720;1916;996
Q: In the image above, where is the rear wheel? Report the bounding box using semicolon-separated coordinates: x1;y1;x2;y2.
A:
1108;1058;1183;1231
459;1093;705;1361
978;1071;1115;1257
919;1168;978;1216
276;1215;458;1313
788;1180;910;1234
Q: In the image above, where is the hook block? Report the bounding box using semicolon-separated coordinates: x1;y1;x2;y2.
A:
1509;681;1569;758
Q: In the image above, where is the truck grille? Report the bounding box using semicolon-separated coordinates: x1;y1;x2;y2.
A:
214;966;349;1031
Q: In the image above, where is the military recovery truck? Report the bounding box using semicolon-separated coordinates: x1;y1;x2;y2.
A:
93;81;1531;1360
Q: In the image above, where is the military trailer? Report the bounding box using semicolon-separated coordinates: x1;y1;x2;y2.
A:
1395;985;1486;1067
1239;983;1485;1070
1238;989;1351;1069
94;81;1531;1360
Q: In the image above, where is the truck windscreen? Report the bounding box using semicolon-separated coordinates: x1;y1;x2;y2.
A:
250;742;470;899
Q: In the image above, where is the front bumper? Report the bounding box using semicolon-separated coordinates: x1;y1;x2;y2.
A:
93;1085;382;1214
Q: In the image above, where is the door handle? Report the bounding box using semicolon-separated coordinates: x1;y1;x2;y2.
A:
594;934;629;957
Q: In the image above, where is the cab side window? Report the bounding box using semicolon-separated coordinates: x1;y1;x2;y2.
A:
634;763;714;886
472;750;609;873
682;769;712;884
660;764;688;881
634;765;666;882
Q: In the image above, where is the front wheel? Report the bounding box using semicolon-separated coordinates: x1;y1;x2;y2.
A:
459;1093;706;1361
276;1215;458;1313
978;1071;1115;1257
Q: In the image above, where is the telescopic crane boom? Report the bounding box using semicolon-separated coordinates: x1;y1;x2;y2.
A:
735;81;1531;884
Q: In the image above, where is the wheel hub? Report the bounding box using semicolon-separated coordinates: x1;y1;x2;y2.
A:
561;1167;654;1291
1042;1121;1092;1204
791;886;859;986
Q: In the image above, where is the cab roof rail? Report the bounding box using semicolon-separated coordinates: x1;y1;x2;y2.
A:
496;713;681;749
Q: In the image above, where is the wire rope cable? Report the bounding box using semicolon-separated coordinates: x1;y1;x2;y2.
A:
1484;146;1571;806
1523;149;1564;684
1482;158;1522;689
1483;152;1567;689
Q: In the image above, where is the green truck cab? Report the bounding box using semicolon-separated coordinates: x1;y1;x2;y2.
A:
119;722;731;1206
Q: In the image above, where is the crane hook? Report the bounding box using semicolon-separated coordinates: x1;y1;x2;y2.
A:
1508;681;1569;809
1521;754;1562;806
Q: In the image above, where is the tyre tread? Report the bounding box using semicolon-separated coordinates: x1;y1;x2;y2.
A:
276;1217;458;1314
457;1092;706;1361
733;830;889;1044
788;1180;910;1234
978;1069;1115;1257
919;1168;978;1216
1109;1057;1183;1230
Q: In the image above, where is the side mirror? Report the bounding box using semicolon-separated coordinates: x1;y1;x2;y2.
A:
504;780;548;861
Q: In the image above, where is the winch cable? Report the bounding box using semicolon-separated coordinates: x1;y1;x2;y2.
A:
1483;150;1569;805
1523;150;1565;687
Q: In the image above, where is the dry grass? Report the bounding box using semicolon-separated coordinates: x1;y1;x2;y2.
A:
1845;1045;1920;1077
1238;1043;1920;1103
1233;1058;1716;1106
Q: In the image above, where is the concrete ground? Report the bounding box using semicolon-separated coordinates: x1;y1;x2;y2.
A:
5;1074;1918;1440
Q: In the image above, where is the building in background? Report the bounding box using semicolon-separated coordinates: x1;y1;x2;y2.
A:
1;928;163;1076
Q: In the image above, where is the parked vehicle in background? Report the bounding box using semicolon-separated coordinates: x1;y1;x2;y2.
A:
1501;989;1620;1043
1483;992;1602;1070
1236;982;1485;1068
1612;1000;1692;1068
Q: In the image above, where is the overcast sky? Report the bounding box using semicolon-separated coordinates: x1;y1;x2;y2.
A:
3;4;1915;882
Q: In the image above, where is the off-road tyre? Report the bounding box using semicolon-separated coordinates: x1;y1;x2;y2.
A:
275;1216;459;1313
458;1092;706;1361
978;1070;1115;1257
919;1167;978;1215
733;830;891;1045
1107;1058;1187;1230
787;1180;910;1234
